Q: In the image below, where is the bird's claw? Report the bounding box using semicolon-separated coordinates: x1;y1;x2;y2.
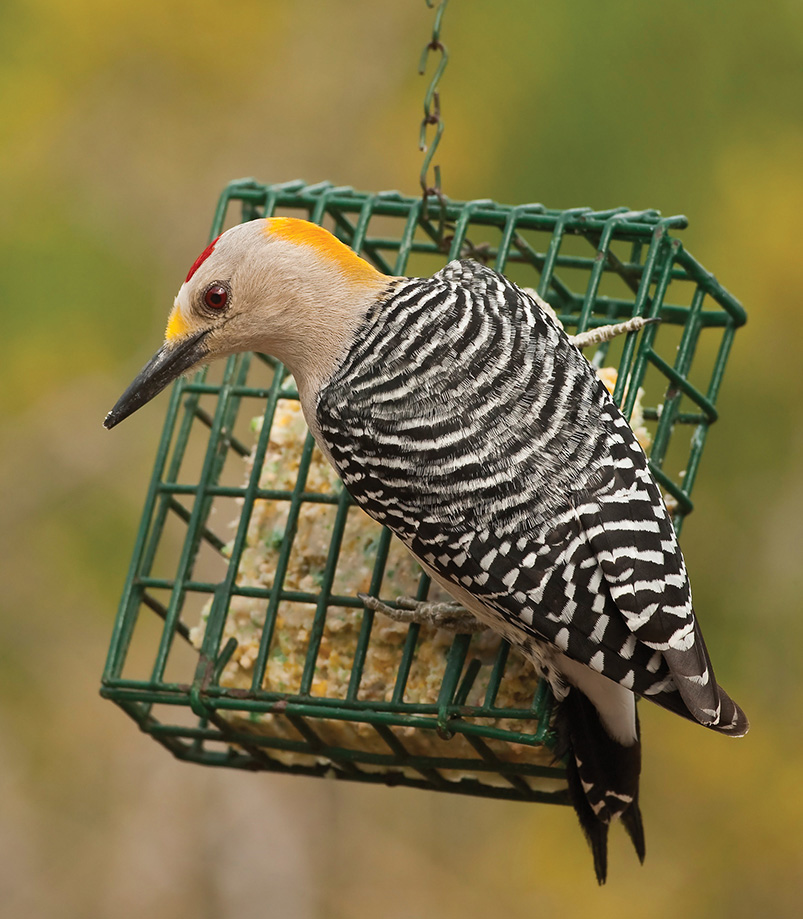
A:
570;316;659;350
358;593;487;632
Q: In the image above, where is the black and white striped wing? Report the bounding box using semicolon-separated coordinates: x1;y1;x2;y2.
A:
410;396;747;734
317;260;747;736
571;417;748;735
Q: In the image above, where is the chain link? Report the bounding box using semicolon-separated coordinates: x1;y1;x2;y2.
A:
418;0;449;229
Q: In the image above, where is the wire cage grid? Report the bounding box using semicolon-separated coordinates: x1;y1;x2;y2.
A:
101;178;746;805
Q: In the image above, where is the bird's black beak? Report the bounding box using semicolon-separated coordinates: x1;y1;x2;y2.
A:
103;329;210;429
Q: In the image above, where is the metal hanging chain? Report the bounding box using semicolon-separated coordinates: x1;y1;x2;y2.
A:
416;0;487;262
418;0;449;228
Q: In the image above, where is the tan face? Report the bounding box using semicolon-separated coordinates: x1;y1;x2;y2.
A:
104;218;390;430
163;221;267;351
103;222;267;429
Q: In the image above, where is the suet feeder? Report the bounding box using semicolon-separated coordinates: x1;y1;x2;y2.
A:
101;178;746;804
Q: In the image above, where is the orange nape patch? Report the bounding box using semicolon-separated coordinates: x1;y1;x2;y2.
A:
165;303;191;342
264;217;385;286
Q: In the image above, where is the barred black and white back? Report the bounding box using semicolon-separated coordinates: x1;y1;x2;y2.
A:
316;259;748;882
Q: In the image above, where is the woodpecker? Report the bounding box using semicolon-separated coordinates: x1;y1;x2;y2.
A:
105;217;748;882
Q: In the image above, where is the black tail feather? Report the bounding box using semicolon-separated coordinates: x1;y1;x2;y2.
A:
659;621;749;737
554;687;645;884
621;796;646;864
620;707;646;864
562;741;610;883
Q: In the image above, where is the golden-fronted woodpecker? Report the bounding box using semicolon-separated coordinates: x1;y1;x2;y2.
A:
105;217;748;883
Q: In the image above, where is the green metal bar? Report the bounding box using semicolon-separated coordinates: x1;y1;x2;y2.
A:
170;729;565;784
538;207;591;300
169;746;569;805
249;431;318;694
245;184;687;233
193;359;284;692
299;487;353;695
349;196;377;253
391;623;422;705
626;232;680;459
512;230;577;308
481;641;511;709
677;323;738;510
137;577;378;608
347;526;394;700
649;275;708;471
673;247;747;325
371;722;410;758
645;349;719;422
390;573;431;704
579;209;660;297
158;483;342;505
103;680;564;726
308;185;353;226
493;206;523;275
162;495;227;553
463;734;535;795
446;199;495;261
650;464;694;520
617;226;668;415
102;379;187;683
141;590;191;643
209;183;237;239
366;722;454;789
168;716;547;774
575;212;633;334
453;657;482;707
531;679;555;745
169;355;252;684
493;205;544;274
284;714;324;751
436;633;473;733
392;199;424;275
678;422;711;537
202;708;287;771
643;409;711;425
177;380;297;397
704;322;739;411
362;238;702;281
184;403;251;457
135;369;212;607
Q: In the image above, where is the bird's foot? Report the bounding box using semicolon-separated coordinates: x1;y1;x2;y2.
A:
358;594;488;632
570;316;659;350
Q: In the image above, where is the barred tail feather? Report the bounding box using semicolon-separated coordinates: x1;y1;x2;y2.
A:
709;686;750;736
621;789;646;864
554;687;644;884
659;620;749;737
647;678;749;737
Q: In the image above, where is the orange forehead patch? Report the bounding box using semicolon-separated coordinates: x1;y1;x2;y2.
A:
264;217;383;285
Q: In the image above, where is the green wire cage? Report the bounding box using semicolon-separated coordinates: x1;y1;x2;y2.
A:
101;178;746;805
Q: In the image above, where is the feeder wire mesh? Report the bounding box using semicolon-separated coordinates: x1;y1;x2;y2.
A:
101;178;745;804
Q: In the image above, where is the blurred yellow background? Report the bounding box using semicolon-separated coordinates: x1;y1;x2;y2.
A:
2;1;802;917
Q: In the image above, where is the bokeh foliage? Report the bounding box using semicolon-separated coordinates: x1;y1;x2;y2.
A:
1;2;802;917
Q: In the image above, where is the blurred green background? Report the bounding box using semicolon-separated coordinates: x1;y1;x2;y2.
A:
2;1;802;917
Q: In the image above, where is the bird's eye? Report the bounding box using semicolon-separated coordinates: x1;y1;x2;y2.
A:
203;284;229;310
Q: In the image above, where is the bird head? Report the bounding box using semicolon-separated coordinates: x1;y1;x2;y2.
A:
104;218;389;429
